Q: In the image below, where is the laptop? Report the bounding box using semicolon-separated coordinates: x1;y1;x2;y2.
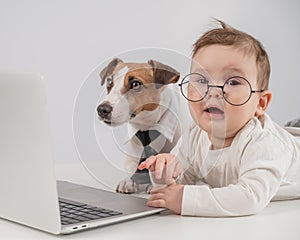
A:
0;72;165;235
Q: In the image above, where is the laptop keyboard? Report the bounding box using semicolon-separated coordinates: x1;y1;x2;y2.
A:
59;198;122;225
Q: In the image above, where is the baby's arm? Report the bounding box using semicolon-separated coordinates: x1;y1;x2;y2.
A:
145;133;290;216
146;152;284;216
181;140;289;217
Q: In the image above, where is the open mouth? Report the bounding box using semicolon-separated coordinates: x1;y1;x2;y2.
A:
205;107;224;115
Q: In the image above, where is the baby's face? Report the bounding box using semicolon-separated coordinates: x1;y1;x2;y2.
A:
190;44;261;148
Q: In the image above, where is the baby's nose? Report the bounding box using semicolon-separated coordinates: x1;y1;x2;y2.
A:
207;86;223;98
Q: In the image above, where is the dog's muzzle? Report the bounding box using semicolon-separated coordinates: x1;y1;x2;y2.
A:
97;102;113;122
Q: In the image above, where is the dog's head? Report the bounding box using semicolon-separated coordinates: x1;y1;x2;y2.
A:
96;58;180;126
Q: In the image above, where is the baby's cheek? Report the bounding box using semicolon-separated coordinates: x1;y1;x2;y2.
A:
188;102;202;124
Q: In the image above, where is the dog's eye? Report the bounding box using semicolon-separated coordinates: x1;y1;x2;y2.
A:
107;78;113;85
130;80;143;91
106;77;113;89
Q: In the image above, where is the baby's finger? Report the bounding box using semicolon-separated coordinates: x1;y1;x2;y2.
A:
154;157;166;179
147;199;166;208
138;155;157;170
148;192;164;201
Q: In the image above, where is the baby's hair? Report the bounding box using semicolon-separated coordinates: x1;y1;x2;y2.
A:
192;19;270;89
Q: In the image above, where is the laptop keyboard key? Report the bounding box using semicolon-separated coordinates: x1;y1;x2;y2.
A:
58;198;122;226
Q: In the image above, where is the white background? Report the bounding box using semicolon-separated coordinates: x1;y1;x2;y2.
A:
1;0;299;182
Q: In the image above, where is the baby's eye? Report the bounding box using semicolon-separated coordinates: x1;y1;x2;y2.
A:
226;78;241;86
190;76;208;84
198;78;209;84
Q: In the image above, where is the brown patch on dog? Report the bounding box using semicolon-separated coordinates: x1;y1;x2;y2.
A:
120;64;160;115
148;60;180;88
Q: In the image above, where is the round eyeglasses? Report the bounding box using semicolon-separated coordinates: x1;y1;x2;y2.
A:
179;73;265;106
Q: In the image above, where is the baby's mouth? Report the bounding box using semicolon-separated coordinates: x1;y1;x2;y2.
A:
205;106;224;115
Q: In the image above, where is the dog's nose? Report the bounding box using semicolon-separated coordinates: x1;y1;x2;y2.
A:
97;103;113;119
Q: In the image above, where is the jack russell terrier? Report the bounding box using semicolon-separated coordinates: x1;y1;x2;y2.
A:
97;58;181;193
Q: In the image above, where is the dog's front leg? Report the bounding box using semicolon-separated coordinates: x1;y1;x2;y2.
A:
116;178;139;194
116;178;153;194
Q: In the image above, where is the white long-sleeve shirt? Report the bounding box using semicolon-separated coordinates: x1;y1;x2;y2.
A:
172;114;300;217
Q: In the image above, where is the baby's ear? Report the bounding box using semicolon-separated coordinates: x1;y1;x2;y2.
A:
148;60;180;88
255;90;272;117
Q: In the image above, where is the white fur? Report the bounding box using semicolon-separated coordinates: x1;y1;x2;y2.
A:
102;66;132;125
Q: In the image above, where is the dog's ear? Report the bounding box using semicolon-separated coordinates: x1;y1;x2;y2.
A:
100;58;123;85
148;60;180;88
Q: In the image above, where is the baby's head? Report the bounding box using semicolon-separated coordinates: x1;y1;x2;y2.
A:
182;20;272;149
192;20;270;90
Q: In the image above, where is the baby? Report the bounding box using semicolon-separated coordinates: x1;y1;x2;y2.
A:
138;20;300;216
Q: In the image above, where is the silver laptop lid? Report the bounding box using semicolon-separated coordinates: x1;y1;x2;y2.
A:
0;72;61;234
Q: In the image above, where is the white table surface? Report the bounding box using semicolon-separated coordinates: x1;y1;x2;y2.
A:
1;162;300;240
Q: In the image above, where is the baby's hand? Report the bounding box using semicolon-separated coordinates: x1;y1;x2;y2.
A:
138;153;183;184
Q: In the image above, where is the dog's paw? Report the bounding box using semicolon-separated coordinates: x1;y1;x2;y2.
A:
116;179;139;194
145;184;153;194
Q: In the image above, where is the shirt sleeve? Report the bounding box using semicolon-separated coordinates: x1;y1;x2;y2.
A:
181;131;291;217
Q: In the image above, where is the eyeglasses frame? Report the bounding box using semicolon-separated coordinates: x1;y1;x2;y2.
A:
178;73;265;106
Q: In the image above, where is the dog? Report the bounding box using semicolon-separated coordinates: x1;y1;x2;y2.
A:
97;58;181;193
